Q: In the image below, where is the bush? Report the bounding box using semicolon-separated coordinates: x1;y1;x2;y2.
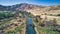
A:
57;14;60;16
0;12;14;19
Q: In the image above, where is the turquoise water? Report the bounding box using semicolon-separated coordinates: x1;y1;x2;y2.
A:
26;18;36;34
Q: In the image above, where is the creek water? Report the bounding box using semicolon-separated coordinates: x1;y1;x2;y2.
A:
26;17;36;34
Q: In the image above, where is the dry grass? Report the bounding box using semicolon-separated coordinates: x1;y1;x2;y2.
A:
40;15;60;25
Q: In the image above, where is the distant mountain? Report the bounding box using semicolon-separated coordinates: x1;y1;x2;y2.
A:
0;3;60;15
15;3;45;11
0;3;45;11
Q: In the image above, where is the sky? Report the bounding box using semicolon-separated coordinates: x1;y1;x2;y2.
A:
0;0;60;6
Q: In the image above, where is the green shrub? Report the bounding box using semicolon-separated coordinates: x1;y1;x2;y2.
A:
57;14;60;16
0;12;14;19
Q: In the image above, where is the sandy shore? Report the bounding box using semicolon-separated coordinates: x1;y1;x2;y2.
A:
32;19;39;34
34;27;39;34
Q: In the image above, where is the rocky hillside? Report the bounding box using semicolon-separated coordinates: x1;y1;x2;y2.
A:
0;3;60;15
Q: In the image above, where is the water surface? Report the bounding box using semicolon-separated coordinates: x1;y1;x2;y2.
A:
26;18;36;34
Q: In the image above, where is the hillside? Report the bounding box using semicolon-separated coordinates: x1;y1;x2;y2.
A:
0;3;60;15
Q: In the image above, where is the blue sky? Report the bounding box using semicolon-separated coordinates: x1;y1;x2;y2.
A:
0;0;60;6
